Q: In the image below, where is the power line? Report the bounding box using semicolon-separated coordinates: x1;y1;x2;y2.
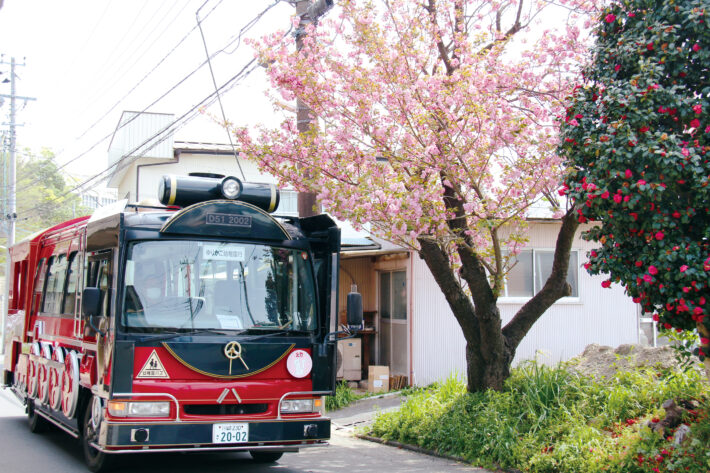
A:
16;53;265;217
3;0;283;194
194;1;283;181
73;0;219;143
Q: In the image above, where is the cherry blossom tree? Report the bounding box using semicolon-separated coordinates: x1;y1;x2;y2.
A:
560;0;710;378
235;0;598;391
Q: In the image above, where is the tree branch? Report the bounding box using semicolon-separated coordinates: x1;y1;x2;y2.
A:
502;207;580;351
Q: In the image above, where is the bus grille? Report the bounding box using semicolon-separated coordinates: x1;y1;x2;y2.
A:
183;403;269;416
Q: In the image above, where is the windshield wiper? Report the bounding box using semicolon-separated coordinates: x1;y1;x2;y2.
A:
137;328;232;343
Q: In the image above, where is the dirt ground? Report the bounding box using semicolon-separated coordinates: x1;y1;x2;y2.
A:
566;343;704;380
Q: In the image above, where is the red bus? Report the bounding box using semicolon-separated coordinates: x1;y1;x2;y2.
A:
2;174;362;472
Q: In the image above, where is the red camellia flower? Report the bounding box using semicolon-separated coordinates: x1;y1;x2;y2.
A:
614;64;621;72
701;337;710;345
693;104;702;114
600;191;609;199
646;43;654;50
601;280;611;288
643;274;653;282
652;313;659;322
672;211;681;218
624;169;632;178
605;13;616;23
648;265;658;275
635;261;643;267
655;231;664;240
692;43;701;52
690;118;701;128
639;126;649;133
680;265;689;272
613;194;622;203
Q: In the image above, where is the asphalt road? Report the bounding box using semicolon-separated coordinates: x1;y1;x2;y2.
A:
0;370;485;473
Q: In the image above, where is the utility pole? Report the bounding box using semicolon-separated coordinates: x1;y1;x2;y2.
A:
0;56;35;354
294;0;333;217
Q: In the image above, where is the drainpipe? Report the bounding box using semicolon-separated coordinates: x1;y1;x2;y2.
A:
408;251;414;387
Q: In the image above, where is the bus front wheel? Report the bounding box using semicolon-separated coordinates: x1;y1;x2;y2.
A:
81;397;114;472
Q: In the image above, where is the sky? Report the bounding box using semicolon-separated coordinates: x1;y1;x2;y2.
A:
0;0;297;184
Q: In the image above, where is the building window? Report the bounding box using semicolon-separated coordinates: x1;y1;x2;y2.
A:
503;250;579;298
278;190;298;216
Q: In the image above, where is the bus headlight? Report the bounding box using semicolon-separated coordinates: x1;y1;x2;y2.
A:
221;176;242;199
108;401;170;418
280;399;315;414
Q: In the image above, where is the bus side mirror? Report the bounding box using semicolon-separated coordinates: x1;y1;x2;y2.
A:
346;286;363;331
82;287;106;336
82;287;101;317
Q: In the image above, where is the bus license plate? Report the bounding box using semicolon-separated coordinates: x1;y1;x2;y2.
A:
213;423;249;444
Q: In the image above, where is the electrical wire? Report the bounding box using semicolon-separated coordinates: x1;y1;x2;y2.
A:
1;0;271;193
15;55;264;217
73;0;221;143
194;1;283;181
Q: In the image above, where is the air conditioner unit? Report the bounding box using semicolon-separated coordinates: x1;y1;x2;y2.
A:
337;339;361;381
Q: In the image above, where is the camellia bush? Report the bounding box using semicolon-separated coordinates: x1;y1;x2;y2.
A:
560;0;709;368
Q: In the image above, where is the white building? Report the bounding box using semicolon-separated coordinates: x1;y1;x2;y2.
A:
106;112;651;388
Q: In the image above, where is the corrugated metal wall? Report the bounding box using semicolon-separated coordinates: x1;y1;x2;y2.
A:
339;257;377;320
108;112;175;168
411;222;639;387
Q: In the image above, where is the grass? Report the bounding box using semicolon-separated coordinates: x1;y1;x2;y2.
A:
368;362;710;472
325;382;367;411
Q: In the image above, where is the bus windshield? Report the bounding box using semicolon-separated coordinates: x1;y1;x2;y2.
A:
121;240;317;333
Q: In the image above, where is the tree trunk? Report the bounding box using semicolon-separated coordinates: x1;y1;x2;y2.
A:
417;209;580;392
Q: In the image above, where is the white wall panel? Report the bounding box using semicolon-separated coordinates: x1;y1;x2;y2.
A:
411;222;639;387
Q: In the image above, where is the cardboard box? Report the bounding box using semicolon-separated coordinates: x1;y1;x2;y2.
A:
367;365;390;393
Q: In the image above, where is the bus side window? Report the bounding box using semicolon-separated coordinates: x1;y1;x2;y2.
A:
63;252;80;315
98;261;111;318
42;254;68;316
85;254;112;319
33;258;47;315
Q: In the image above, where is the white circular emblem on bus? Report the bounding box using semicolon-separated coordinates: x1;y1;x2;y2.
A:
286;350;312;378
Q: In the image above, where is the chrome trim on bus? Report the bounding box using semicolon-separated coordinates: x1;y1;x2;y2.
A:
111;392;182;422
89;442;324;455
277;391;331;420
36;409;79;438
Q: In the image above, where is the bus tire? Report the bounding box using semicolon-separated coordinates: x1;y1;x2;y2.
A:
81;397;114;472
27;399;48;433
249;451;284;463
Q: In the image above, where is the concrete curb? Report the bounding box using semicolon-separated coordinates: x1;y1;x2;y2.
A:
355;433;507;473
355;433;469;463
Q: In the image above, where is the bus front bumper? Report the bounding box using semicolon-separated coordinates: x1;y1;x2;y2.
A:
96;418;330;454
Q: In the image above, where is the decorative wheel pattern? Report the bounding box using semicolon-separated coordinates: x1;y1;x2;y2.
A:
13;359;27;392
27;359;39;399
37;364;50;404
61;351;80;418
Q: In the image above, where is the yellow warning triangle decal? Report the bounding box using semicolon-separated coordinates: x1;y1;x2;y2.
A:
137;350;170;379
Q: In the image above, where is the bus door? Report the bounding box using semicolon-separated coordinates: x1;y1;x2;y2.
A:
84;252;113;386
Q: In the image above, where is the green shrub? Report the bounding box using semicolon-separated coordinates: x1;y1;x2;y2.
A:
326;382;362;411
368;362;709;472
